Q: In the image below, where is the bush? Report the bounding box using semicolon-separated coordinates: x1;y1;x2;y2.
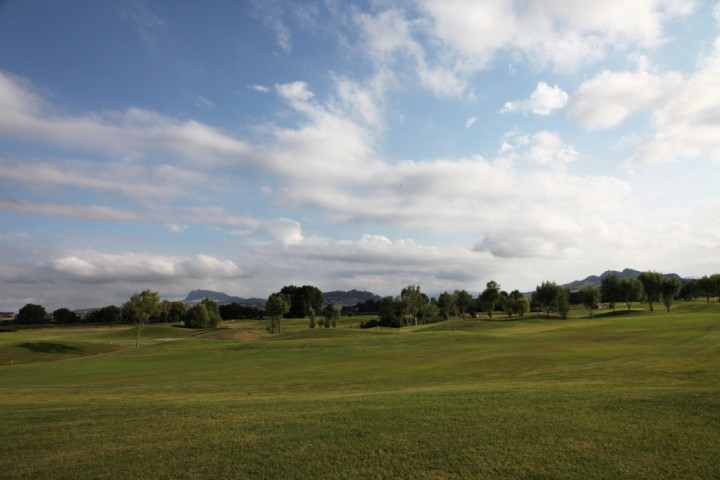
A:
184;304;210;329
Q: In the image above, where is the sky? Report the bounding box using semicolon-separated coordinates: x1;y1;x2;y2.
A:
1;0;719;311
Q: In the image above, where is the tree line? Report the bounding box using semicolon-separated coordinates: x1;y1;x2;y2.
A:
6;272;720;337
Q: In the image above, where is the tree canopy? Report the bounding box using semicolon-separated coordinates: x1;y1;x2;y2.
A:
266;292;290;334
123;290;161;347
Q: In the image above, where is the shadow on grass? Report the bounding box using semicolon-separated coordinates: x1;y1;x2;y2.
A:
18;342;81;354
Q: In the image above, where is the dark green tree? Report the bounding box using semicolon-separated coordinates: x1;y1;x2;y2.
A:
200;298;222;327
266;292;290;334
52;307;80;324
377;296;402;328
661;277;682;312
454;289;473;319
280;285;324;318
88;305;121;326
580;286;600;318
619;278;643;311
600;274;622;314
322;305;340;328
17;304;47;325
556;287;570;319
437;291;457;319
637;271;665;311
160;300;186;323
479;280;501;318
184;304;210;328
534;281;559;318
697;275;719;302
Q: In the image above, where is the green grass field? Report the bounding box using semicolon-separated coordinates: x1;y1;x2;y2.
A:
1;302;719;479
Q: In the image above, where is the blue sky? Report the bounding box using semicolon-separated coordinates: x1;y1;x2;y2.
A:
1;0;719;311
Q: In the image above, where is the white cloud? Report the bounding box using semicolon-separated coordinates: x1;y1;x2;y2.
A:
526;131;578;167
0;158;208;200
356;9;468;97
568;61;683;129
263;218;304;246
0;198;139;222
501;82;568;116
417;0;695;72
465;117;477;128
569;41;720;167
51;251;243;283
248;84;270;93
0;72;253;167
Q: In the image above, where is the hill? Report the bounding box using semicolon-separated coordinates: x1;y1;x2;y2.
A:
183;290;265;307
322;289;382;306
562;268;685;291
183;289;381;307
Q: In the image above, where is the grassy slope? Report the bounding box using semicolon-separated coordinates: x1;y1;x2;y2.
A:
0;302;718;479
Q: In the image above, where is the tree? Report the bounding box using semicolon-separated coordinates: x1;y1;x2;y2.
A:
618;278;642;311
184;304;210;328
219;302;262;320
265;292;290;334
322;305;340;328
514;296;530;318
534;281;559;318
437;291;457;319
661;277;682;312
400;285;427;326
479;280;501;318
455;290;473;319
160;300;186;323
280;285;324;318
580;286;600;318
505;290;528;318
697;275;719;302
88;305;121;327
556;288;570;319
308;307;316;328
200;298;222;328
52;308;80;324
17;304;47;325
679;279;698;301
637;271;665;311
600;274;622;314
377;296;402;328
420;302;440;323
123;290;161;348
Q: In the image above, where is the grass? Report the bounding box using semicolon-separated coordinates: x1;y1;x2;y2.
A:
0;302;719;478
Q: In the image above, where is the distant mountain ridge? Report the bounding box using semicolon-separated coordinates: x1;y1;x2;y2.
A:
562;268;685;291
183;289;381;307
183;290;265;307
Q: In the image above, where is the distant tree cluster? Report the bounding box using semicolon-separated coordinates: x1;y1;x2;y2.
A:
10;271;720;335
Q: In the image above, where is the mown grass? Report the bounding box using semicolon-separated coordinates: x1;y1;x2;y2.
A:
0;301;719;479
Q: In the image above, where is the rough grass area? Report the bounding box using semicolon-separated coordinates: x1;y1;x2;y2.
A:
0;302;719;479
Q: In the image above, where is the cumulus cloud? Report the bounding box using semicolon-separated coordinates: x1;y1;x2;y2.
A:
0;72;253;167
356;8;468;97
51;251;243;283
417;0;695;71
465;117;477;128
501;82;568;116
568;59;683;129
569;44;720;167
263;218;304;246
